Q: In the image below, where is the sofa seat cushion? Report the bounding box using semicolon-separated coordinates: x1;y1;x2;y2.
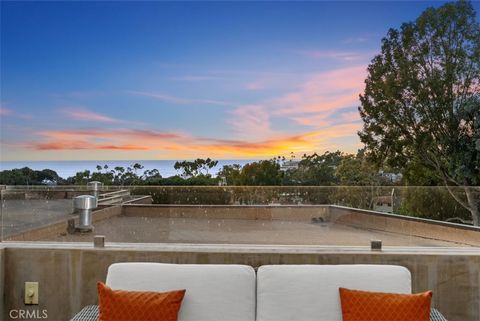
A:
256;264;411;321
106;263;255;321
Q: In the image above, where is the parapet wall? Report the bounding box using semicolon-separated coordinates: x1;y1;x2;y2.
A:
122;204;330;221
5;206;122;241
0;248;4;320
122;204;480;246
329;205;480;246
1;244;479;321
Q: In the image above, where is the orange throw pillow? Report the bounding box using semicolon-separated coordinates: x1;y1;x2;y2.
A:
97;282;186;321
339;287;432;321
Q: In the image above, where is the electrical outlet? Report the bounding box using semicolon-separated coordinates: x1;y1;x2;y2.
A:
24;282;39;305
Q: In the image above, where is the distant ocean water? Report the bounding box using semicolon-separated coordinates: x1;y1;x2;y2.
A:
0;160;256;179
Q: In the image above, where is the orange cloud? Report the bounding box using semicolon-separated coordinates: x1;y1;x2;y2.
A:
38;128;180;141
201;134;314;156
31;140;149;151
22;121;361;157
187;123;362;157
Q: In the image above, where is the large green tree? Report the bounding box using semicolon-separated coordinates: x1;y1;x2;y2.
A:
239;160;283;186
286;151;343;186
174;158;218;178
0;167;64;185
219;160;282;186
359;1;480;224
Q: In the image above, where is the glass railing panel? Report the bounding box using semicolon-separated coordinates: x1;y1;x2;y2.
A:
1;185;479;248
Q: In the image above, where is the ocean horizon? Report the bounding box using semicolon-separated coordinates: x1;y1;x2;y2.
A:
0;160;257;180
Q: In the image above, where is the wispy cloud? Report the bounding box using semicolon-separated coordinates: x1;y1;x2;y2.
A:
49;90;106;99
62;108;120;123
172;75;219;81
294;49;366;61
0;107;14;116
340;111;361;122
291;114;331;127
217;65;367;144
245;79;269;91
0;105;32;119
271;65;366;117
341;35;371;44
228;105;274;140
129;91;235;107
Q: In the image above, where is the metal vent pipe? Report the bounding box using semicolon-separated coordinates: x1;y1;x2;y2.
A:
87;181;104;199
73;195;97;231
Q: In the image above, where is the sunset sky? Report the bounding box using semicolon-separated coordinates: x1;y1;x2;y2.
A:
1;1;477;161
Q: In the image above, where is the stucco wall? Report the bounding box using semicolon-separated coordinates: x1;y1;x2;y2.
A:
0;247;4;320
3;244;480;321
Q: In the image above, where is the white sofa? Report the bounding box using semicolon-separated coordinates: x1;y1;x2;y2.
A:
71;263;446;321
106;263;256;321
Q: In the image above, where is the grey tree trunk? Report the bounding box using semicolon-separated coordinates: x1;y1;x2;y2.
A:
465;186;480;226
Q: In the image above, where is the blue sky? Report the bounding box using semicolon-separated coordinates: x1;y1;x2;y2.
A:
1;1;478;161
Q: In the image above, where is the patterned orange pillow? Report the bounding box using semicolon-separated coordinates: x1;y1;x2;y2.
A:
339;287;432;321
97;282;186;321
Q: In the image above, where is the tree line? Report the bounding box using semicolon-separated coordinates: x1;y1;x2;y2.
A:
0;150;423;188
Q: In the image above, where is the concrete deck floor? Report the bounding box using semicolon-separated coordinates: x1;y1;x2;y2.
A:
49;216;462;246
2;199;73;237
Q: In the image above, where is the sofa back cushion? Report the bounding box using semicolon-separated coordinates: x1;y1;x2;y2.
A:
256;264;411;321
106;263;256;321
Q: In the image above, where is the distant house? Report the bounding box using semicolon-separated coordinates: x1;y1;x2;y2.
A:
373;189;400;213
378;170;403;183
41;179;57;186
280;160;299;171
217;176;227;186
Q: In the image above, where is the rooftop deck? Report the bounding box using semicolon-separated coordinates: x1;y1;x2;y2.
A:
1;193;480;321
49;216;461;247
